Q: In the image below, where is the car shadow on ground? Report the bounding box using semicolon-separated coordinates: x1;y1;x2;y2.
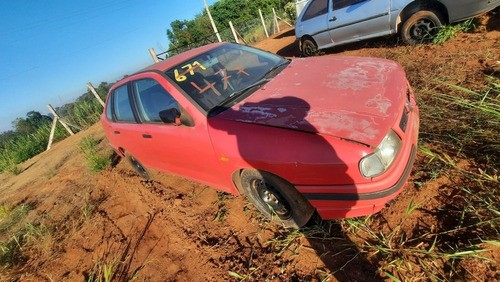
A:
209;96;383;280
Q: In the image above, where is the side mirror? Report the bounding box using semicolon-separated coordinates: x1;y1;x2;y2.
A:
159;108;181;125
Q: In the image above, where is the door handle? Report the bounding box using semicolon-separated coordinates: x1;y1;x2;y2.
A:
113;131;120;134
142;134;153;139
329;16;337;22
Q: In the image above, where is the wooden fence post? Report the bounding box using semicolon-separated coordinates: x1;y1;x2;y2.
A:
47;104;74;136
149;48;160;63
259;9;269;38
229;21;239;44
46;116;58;151
273;8;280;33
86;82;105;107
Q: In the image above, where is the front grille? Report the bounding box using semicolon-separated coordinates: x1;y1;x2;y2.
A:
399;108;408;132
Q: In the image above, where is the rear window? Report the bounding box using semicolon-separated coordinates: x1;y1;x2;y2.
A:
105;95;113;120
302;0;328;21
113;84;136;122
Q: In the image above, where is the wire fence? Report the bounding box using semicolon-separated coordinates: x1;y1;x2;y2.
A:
157;8;292;59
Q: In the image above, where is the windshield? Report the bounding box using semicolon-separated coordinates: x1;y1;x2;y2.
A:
165;43;287;113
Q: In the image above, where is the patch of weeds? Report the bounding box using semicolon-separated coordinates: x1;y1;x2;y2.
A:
213;192;230;222
419;77;499;168
0;204;31;235
7;164;23;175
0;222;48;267
79;136;111;172
269;229;306;257
433;19;477;44
81;189;97;222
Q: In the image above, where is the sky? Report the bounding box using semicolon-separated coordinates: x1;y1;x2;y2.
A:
0;0;219;133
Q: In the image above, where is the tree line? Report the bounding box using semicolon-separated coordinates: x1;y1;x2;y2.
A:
0;82;111;173
166;0;294;55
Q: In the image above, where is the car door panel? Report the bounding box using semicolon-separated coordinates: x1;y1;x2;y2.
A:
328;0;391;45
296;0;332;47
128;74;232;192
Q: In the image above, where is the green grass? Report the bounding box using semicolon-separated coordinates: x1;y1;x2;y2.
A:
66;99;104;129
0;203;37;267
79;136;111;172
213;192;230;222
0;123;67;174
0;95;104;174
433;19;477;44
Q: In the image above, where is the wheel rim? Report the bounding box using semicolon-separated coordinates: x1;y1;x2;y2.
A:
410;18;438;41
252;179;291;218
303;41;316;56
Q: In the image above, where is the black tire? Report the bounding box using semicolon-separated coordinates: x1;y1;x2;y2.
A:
240;169;314;228
301;38;318;57
126;154;150;180
401;10;443;45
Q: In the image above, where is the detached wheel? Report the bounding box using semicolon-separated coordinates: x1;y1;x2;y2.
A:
401;10;443;45
126;154;150;180
240;170;314;228
301;38;318;57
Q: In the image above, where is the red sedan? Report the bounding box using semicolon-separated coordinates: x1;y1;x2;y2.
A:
101;42;419;228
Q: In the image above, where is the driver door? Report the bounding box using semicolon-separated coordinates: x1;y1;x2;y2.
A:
130;77;223;188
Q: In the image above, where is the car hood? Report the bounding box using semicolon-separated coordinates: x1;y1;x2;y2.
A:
216;56;408;147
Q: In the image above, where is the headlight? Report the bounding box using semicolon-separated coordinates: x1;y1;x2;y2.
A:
359;130;401;178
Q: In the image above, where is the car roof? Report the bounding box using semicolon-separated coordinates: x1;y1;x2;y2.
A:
138;42;226;73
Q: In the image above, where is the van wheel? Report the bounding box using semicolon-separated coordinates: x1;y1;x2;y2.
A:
240;170;314;228
301;38;318;57
126;154;150;180
401;10;443;45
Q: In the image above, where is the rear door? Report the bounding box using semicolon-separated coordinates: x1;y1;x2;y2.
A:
103;83;146;161
296;0;332;47
328;0;391;45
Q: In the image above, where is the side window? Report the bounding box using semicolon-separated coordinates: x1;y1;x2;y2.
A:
332;0;366;11
133;79;179;123
302;0;328;21
105;94;113;120
113;84;136;123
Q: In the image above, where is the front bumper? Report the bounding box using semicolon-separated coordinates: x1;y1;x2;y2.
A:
296;98;420;219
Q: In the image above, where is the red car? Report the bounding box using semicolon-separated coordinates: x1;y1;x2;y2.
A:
101;42;419;228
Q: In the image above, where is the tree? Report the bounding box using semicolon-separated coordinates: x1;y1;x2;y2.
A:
165;0;293;54
12;111;51;134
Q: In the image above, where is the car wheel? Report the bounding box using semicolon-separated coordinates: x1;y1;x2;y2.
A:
126;153;150;180
401;10;443;45
301;38;318;57
240;169;314;228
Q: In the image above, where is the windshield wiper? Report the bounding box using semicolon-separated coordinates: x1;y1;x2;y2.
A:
261;59;290;79
207;60;290;116
208;78;270;116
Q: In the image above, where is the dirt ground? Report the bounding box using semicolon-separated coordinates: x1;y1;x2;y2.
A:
0;11;499;282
